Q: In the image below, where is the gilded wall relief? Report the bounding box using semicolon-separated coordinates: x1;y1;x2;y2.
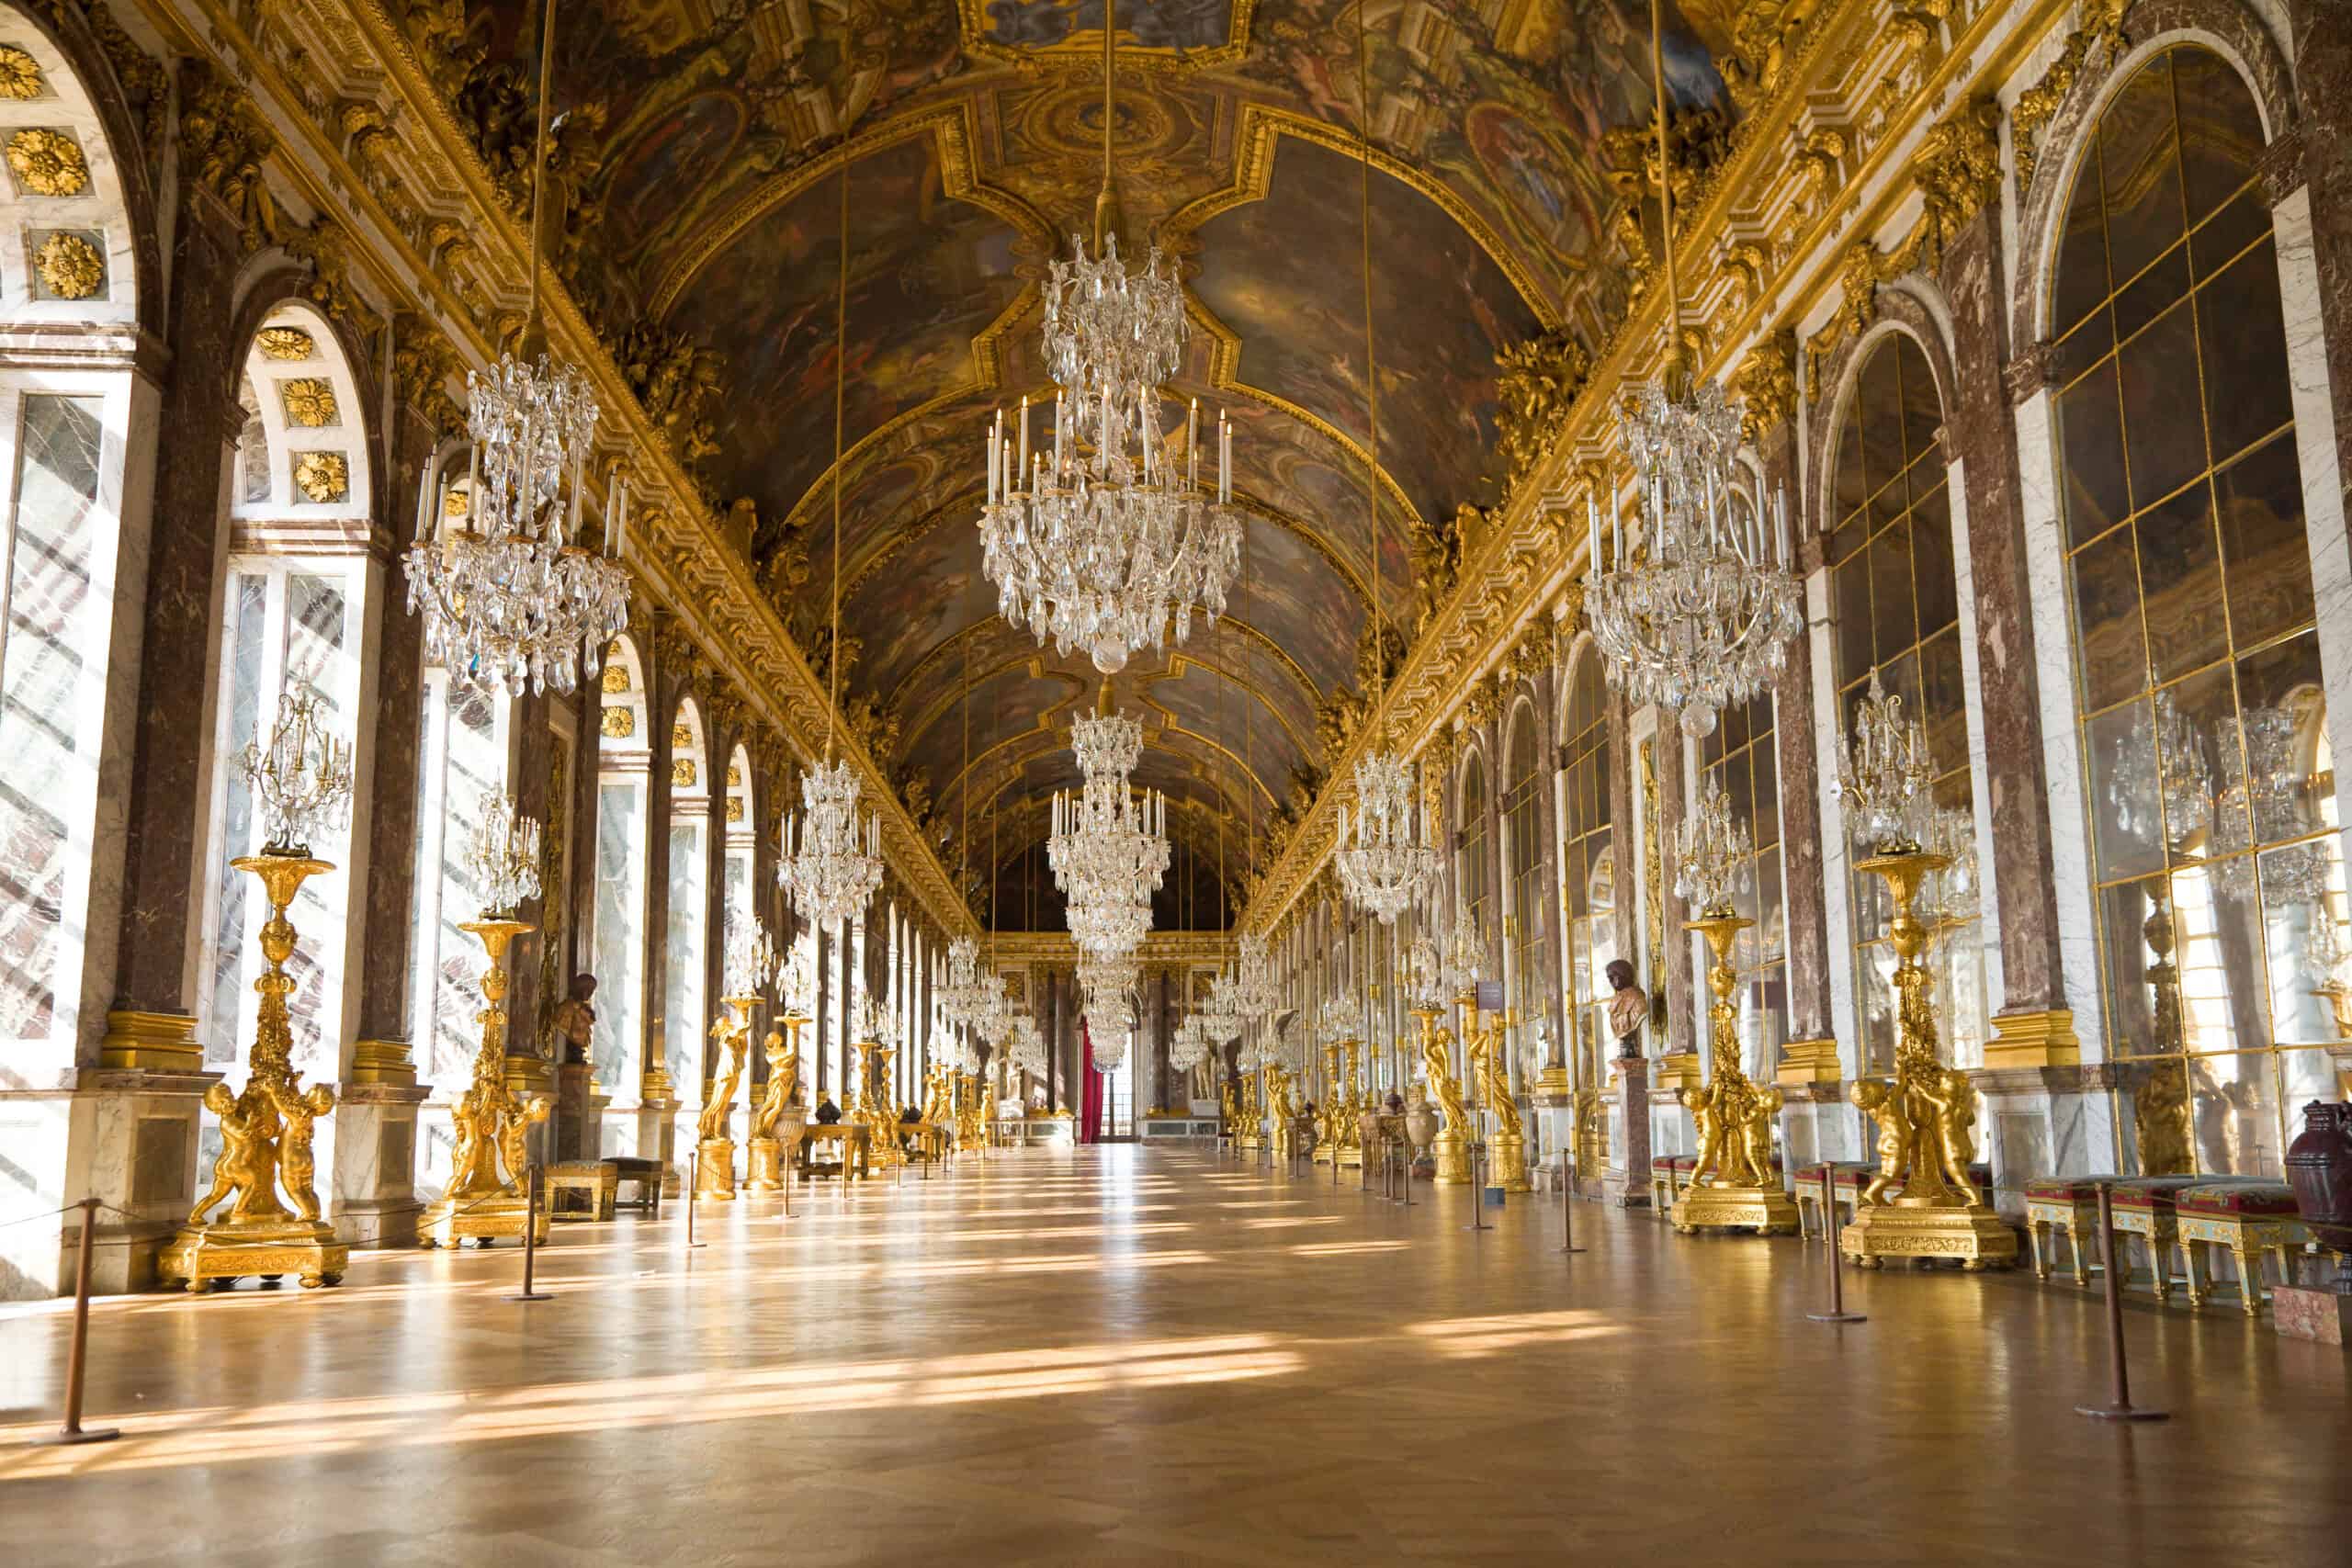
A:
963;0;1244;62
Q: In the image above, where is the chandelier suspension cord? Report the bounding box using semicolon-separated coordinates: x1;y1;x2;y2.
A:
525;0;557;333
1095;0;1116;254
826;163;849;765
1649;0;1682;379
1353;0;1382;720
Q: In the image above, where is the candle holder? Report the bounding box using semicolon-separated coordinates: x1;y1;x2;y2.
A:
422;793;551;1248
1833;671;2016;1269
1667;777;1796;1235
162;694;353;1293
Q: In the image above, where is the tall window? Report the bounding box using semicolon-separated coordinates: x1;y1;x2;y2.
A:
1696;692;1786;1075
591;637;650;1114
1828;332;1978;1073
1502;705;1548;1088
2054;46;2340;1175
1559;649;1615;1096
668;700;709;1094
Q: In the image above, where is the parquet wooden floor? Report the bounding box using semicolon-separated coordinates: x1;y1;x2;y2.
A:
4;1145;2348;1565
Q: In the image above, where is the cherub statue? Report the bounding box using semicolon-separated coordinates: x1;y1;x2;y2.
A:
1679;1081;1723;1188
274;1081;336;1223
1849;1078;1913;1207
188;1082;283;1226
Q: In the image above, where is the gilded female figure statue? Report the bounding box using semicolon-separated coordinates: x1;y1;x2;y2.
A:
699;1014;749;1143
1473;1031;1523;1141
1419;1025;1469;1134
752;1022;801;1140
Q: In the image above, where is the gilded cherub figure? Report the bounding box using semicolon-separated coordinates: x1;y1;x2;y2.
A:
1850;1078;1913;1207
274;1081;337;1223
187;1082;284;1226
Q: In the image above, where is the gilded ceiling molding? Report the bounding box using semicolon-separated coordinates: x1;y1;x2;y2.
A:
953;0;1258;73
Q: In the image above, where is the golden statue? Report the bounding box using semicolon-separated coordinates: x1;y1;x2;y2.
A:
1467;1011;1531;1192
1414;1008;1473;1185
1669;911;1797;1235
421;918;552;1247
694;997;754;1198
746;1012;808;1192
161;852;350;1292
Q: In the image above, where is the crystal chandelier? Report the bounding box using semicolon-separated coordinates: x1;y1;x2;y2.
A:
968;976;1014;1051
1235;931;1279;1021
404;0;626;697
780;154;883;934
778;758;883;933
1834;667;1935;853
1583;0;1800;741
1672;775;1751;918
1335;750;1441;923
1077;955;1139;1073
937;933;985;1027
241;691;353;857
977;0;1241;675
1405;933;1449;1011
1004;1015;1047;1079
1049;706;1170;928
464;790;543;918
1169;1012;1209;1073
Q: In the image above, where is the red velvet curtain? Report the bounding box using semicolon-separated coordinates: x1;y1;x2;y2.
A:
1080;1021;1103;1144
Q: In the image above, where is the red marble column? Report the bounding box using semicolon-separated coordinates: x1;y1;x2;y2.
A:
1939;210;2071;1033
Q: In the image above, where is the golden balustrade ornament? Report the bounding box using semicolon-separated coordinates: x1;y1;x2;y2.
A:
1834;671;2016;1269
163;694;353;1293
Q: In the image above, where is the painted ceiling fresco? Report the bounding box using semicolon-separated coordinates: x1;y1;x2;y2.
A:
447;0;1732;897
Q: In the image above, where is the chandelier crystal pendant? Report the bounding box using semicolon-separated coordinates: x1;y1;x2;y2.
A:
977;0;1241;676
1335;750;1441;924
403;0;627;697
779;757;883;933
1584;0;1802;742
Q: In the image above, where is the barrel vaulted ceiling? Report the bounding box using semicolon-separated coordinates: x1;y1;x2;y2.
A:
459;0;1734;908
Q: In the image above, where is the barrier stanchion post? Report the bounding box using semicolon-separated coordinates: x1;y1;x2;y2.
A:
36;1197;118;1447
1807;1192;1865;1324
685;1179;703;1250
1557;1151;1586;1255
504;1164;553;1302
2077;1180;2168;1421
1464;1144;1490;1233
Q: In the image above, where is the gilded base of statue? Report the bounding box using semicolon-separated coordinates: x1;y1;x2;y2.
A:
1487;1130;1533;1193
157;1216;347;1292
695;1136;738;1199
1430;1131;1473;1186
1672;1180;1801;1236
419;1190;547;1247
1334;1141;1363;1169
745;1137;785;1192
1839;1200;2019;1269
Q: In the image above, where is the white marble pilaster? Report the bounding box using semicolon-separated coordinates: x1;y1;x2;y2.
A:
1941;456;2009;1022
1807;569;1860;1078
2011;389;2108;1062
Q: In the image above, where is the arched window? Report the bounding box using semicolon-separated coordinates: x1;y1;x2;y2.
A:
1458;749;1490;953
2052;45;2340;1175
0;10;143;1069
591;635;651;1127
1501;701;1548;1083
1559;647;1614;1097
200;306;375;1100
1827;331;1983;1074
1696;689;1785;1076
668;697;710;1096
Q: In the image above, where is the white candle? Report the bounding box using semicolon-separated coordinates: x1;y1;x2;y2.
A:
1587;494;1600;573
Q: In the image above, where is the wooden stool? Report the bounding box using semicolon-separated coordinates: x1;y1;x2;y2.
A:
2109;1177;2206;1303
607;1156;664;1216
546;1160;616;1222
2023;1176;2104;1284
2175;1180;2312;1314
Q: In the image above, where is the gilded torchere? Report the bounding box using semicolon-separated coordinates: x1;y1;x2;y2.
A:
158;853;349;1292
1670;913;1799;1235
1313;1041;1341;1163
163;694;354;1293
747;1010;807;1192
1834;671;2015;1269
420;917;553;1246
695;995;755;1199
1465;1000;1532;1193
1412;1008;1474;1185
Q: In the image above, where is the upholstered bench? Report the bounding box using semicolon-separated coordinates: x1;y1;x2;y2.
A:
546;1160;617;1222
2109;1177;2208;1303
1796;1162;1877;1243
2024;1177;2105;1285
2175;1180;2311;1314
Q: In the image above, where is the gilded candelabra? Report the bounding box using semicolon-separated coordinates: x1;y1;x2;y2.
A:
422;792;551;1247
163;694;352;1293
1668;776;1795;1235
1835;671;2015;1269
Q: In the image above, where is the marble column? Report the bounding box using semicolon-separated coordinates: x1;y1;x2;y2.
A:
1938;211;2077;1066
2288;2;2352;540
638;651;679;1190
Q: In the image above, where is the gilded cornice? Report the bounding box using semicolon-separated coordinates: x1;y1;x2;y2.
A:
983;931;1237;967
1237;0;2086;934
141;0;986;941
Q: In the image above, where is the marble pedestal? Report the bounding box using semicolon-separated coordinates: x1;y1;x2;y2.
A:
0;1067;223;1298
553;1062;594;1162
330;1083;429;1247
1602;1056;1652;1207
1968;1065;2118;1220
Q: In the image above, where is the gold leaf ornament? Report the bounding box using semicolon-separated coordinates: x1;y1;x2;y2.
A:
32;231;103;299
292;450;350;503
0;44;43;100
281;378;340;427
258;327;317;360
8;127;89;196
